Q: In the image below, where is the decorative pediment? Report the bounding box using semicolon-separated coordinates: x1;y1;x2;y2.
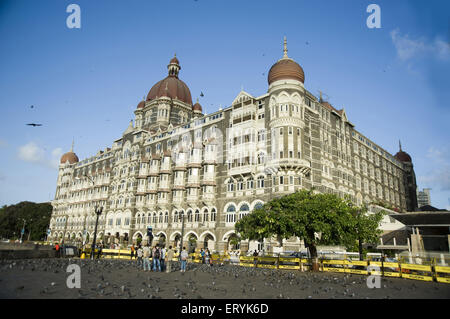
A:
232;90;254;105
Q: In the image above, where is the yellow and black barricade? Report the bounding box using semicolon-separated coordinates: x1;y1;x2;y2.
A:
256;256;278;269
321;259;346;273
345;260;369;275
100;248;118;259
117;249;131;259
211;254;224;265
239;256;256;267
400;263;434;282
434;265;450;283
278;257;300;270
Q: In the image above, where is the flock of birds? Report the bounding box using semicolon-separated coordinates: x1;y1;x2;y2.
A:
0;257;444;299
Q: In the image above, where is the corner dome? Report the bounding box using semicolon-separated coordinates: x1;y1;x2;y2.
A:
146;55;192;105
395;151;412;162
268;37;305;85
137;99;145;109
60;151;79;164
193;99;202;112
394;141;412;162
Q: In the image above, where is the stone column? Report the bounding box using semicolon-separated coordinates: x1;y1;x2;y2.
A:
217;241;228;254
240;240;249;255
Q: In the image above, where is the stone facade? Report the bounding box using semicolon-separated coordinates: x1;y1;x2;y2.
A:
49;42;418;253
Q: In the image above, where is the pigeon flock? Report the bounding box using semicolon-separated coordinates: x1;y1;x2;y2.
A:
0;258;448;299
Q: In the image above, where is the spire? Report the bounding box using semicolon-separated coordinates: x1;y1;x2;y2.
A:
283;36;288;58
399;140;402;151
71;138;74;152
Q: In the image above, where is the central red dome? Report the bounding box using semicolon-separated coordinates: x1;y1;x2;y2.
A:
268;58;305;85
147;76;192;105
146;56;192;105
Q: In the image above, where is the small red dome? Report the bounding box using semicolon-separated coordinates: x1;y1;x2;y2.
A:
60;152;79;164
137;100;145;109
394;151;412;162
193;100;202;112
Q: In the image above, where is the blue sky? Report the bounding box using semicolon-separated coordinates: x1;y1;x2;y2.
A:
0;0;449;209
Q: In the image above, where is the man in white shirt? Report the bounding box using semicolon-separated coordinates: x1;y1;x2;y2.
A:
180;247;188;273
142;244;151;271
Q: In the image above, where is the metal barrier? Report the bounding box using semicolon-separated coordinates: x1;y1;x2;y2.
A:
368;261;401;277
322;259;346;273
345;260;369;275
401;263;434;282
239;256;256;267
255;257;278;269
434;266;450;283
278;257;300;270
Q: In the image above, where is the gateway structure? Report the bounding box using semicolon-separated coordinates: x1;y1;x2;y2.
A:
49;39;418;253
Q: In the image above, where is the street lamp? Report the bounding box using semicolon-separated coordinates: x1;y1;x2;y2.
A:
90;205;103;259
178;210;185;257
76;174;103;260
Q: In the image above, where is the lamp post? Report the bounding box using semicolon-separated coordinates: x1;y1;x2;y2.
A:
76;174;103;260
179;211;185;257
91;205;103;259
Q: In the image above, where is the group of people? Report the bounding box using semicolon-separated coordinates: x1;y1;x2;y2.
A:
128;244;214;272
129;244;189;272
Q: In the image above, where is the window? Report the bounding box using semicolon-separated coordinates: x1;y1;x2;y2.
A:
227;180;234;192
226;205;236;223
203;209;209;222
211;208;216;221
279;176;284;185
257;176;265;188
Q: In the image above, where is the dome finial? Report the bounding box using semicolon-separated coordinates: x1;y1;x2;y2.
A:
283;36;288;58
71;138;74;152
399;140;402;151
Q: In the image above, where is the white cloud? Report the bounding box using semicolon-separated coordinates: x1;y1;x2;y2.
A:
17;142;62;169
390;29;450;62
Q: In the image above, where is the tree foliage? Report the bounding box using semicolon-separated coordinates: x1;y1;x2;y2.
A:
235;189;384;260
0;201;52;241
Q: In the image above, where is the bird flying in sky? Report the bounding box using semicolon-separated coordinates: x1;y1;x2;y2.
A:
26;123;42;127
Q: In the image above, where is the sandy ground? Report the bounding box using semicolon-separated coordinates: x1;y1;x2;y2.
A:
0;258;449;299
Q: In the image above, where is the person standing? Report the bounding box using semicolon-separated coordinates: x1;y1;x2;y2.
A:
180;247;188;273
200;248;205;264
143;244;151;271
205;248;210;266
160;246;166;272
166;246;174;273
130;244;135;260
136;245;143;267
153;245;161;272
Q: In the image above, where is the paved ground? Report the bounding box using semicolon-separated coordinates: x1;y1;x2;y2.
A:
0;258;449;299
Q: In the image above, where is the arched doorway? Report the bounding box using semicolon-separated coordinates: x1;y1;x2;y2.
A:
174;234;181;250
228;233;240;251
158;233;166;247
203;234;215;250
187;234;197;253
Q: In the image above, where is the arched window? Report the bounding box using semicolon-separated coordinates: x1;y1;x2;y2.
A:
254;202;264;210
247;178;254;189
211;208;216;222
203;209;209;222
187;210;193;222
195;210;200;222
237;179;244;191
158;212;163;224
226;205;236;223
257;176;265;188
239;204;250;220
227;180;234;192
147;214;151;224
136;214;140;224
164;212;168;223
152;213;157;224
173;211;179;223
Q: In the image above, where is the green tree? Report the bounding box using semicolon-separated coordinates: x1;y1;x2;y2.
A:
0;201;52;241
236;189;382;270
351;204;385;260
